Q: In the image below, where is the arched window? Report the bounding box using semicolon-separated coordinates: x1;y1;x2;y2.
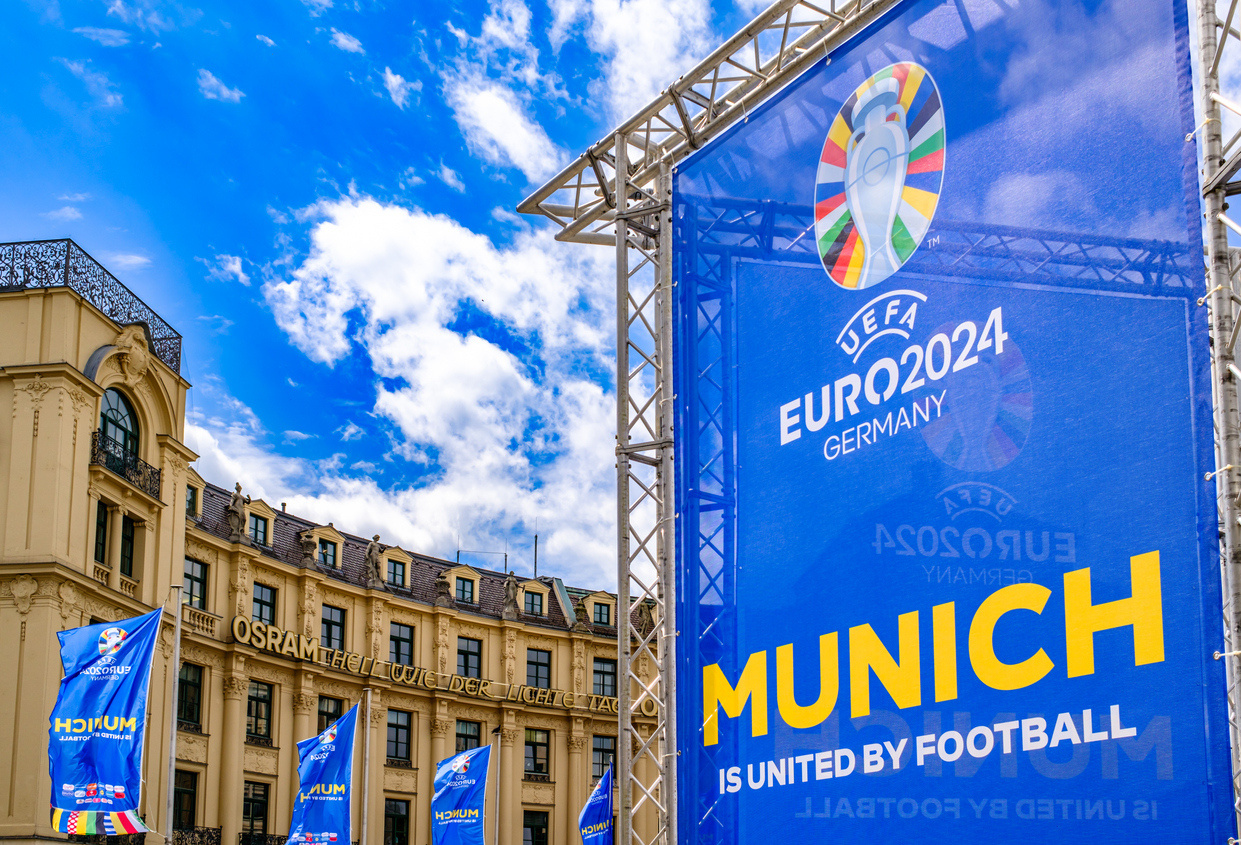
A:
100;388;139;457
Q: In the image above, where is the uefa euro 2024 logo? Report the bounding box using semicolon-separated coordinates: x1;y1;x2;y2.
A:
318;725;337;745
450;755;471;775
815;63;945;290
97;627;127;656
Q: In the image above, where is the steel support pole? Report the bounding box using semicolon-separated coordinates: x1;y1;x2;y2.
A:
165;586;183;844
655;163;677;845
1198;0;1241;827
361;688;372;845
615;129;635;845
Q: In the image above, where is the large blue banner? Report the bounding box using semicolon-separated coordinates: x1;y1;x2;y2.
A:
287;703;358;845
48;608;162;835
672;0;1232;843
579;760;613;845
432;744;491;845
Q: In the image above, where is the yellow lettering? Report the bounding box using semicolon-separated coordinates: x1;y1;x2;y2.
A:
251;621;267;649
849;611;920;718
464;678;480;696
119;717;136;731
265;624;283;652
72;719;87;733
1064;552;1164;678
54;718;72;732
329;650;347;669
280;631;299;658
775;633;838;730
932;602;957;702
232;616;251;644
968;583;1053;690
702;650;768;747
300;636;318;661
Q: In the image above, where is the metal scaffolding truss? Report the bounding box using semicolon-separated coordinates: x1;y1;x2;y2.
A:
1198;0;1241;830
520;0;1241;841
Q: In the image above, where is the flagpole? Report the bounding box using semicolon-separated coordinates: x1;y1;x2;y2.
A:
361;688;372;845
490;726;502;845
164;585;183;844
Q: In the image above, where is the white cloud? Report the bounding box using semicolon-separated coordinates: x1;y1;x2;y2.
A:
283;430;315;444
196;314;234;334
256;34;276;47
300;0;332;15
338;422;364;441
382;67;419;109
550;0;713;120
437;163;465;192
103;252;151;269
44;206;82;222
197;69;244;103
398;167;425;189
73;27;130;46
444;76;566;182
254;195;619;586
59;192;91;202
199;253;250;285
60;59;123;107
330;28;364;54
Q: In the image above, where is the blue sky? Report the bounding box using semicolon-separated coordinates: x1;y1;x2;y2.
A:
1;0;764;589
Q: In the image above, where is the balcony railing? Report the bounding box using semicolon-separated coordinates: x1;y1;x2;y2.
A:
523;771;551;783
91;430;161;499
386;757;413;768
245;734;274;748
238;834;286;845
174;828;221;845
0;239;181;372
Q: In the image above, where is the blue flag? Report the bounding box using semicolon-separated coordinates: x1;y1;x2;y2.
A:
579;760;613;845
431;744;491;845
287;703;358;845
48;607;163;835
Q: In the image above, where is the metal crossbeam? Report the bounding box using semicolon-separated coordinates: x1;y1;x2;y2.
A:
519;0;901;246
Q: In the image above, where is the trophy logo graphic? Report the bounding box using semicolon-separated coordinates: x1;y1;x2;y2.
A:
815;63;945;290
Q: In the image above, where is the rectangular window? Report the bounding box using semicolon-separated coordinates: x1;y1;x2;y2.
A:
386;709;411;764
186;486;198;518
177;663;203;729
455;577;474;603
455;720;481;754
252;583;276;626
390;622;414;666
594;603;612;626
457;637;481;678
248;514;268;545
524;591;543;615
242;781;269;835
592;735;616;780
322;605;345;651
384;799;410;845
524;728;549;777
318;696;343;733
318;539;337;567
523;810;549;845
173;769;197;831
246;681;272;743
94;502;108;565
184;558;207;610
387;558;406;586
527;649;551;689
593;658;617;697
120;516;135;578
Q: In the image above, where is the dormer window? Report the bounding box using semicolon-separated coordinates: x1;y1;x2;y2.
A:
524;592;543;616
594;602;612;626
455;577;475;604
248;514;269;546
388;558;406;587
186;485;199;518
318;539;337;568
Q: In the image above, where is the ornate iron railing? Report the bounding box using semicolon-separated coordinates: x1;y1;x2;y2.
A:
244;734;273;748
0;239;181;372
385;757;412;768
238;834;285;845
174;827;221;845
91;430;161;499
523;772;551;783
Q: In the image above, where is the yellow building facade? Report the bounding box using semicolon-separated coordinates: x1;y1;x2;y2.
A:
0;240;651;845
